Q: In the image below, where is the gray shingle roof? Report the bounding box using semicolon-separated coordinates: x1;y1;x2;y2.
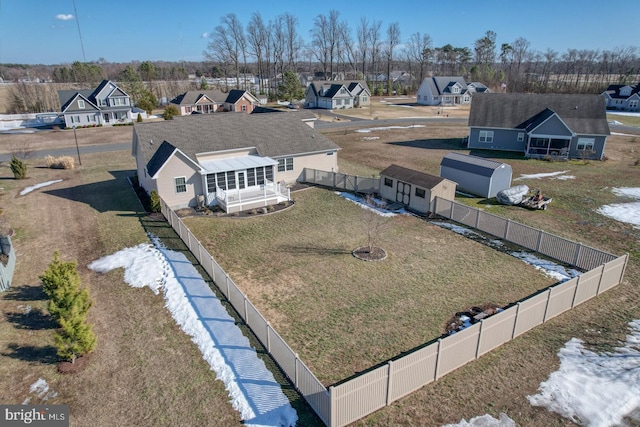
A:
380;164;446;189
169;90;227;105
469;93;610;135
134;112;340;173
440;153;508;177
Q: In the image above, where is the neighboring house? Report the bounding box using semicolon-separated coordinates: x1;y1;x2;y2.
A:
223;89;260;113
439;153;512;198
170;89;260;116
132;112;340;213
468;93;611;160
467;82;491;94
416;76;478;106
304;80;371;109
379;164;456;214
58;80;132;127
602;83;640;112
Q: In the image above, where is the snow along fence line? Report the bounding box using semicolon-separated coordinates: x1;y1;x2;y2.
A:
160;199;331;426
160;197;628;427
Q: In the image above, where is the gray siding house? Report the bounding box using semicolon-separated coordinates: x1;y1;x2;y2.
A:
58;80;132;127
468;93;610;160
602;83;640;112
440;153;512;198
378;164;456;214
132;112;340;213
416;76;484;106
304;81;371;109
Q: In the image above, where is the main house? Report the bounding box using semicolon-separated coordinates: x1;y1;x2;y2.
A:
467;93;610;160
132;112;340;213
416;77;488;106
169;89;260;116
602;83;640;112
304;80;371;109
58;80;132;127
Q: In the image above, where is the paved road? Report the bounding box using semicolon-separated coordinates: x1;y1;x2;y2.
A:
0;141;131;163
1;118;637;163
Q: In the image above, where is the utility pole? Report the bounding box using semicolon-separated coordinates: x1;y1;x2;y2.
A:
73;127;82;166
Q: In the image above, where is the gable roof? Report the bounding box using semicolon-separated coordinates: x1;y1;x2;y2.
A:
604;83;640;99
224;89;259;104
420;76;468;96
468;93;610;136
380;164;446;189
309;80;370;98
170;90;227;105
58;79;129;111
134;112;340;173
440;153;509;177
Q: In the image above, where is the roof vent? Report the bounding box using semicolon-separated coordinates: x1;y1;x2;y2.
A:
150;139;153;145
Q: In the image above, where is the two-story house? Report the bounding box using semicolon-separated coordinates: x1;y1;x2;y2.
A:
602;83;640;112
58;80;133;127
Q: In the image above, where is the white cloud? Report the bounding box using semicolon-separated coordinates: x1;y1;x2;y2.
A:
201;32;209;39
55;14;74;21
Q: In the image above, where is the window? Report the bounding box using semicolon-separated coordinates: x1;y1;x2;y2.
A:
185;106;192;113
246;168;256;186
415;188;426;198
384;177;393;187
630;100;639;108
463;95;470;103
577;137;595;151
479;130;494;143
326;151;334;156
363;96;368;102
174;177;187;193
340;88;347;94
242;105;247;112
453;86;460;93
78;100;85;109
517;132;525;142
277;157;293;172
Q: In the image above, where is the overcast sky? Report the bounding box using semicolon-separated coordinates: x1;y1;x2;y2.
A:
1;0;638;65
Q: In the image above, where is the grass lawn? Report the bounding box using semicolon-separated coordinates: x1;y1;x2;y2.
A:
184;188;557;384
0;151;243;426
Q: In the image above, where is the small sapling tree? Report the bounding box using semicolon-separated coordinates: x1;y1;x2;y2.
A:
10;156;27;179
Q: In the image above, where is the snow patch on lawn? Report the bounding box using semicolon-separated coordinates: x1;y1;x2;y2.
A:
88;236;297;427
528;319;640;427
514;171;571;181
443;413;516;427
19;179;63;196
22;378;58;404
597;187;640;228
337;191;409;217
355;124;425;133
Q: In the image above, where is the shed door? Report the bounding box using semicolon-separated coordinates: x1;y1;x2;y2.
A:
396;181;411;204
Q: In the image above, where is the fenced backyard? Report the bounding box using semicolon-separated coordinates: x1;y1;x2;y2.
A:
159;182;627;426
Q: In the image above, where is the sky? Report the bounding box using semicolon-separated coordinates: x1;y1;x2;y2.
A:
17;177;640;425
0;0;638;65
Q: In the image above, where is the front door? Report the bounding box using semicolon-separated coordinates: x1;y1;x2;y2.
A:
236;171;246;190
396;181;411;204
103;113;110;123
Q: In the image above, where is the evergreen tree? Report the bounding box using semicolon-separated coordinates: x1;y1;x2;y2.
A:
149;190;161;213
278;70;304;101
40;252;96;363
162;105;179;120
9;156;27;179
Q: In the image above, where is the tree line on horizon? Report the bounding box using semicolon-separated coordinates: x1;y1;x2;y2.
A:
2;10;639;113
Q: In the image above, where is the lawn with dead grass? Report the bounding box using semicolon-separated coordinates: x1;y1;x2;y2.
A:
0;118;639;426
184;188;557;384
0;151;243;426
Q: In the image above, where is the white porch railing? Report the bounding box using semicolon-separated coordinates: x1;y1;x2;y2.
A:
214;181;291;213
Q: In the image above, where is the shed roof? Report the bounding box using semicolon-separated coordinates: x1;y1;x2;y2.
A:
440;153;510;178
380;164;446;189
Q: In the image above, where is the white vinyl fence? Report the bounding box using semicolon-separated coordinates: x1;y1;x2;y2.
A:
159;194;628;427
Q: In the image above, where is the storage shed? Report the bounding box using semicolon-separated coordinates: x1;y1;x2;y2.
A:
439;153;512;198
379;164;457;214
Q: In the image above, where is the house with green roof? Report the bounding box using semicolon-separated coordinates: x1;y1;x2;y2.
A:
132;112;339;213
